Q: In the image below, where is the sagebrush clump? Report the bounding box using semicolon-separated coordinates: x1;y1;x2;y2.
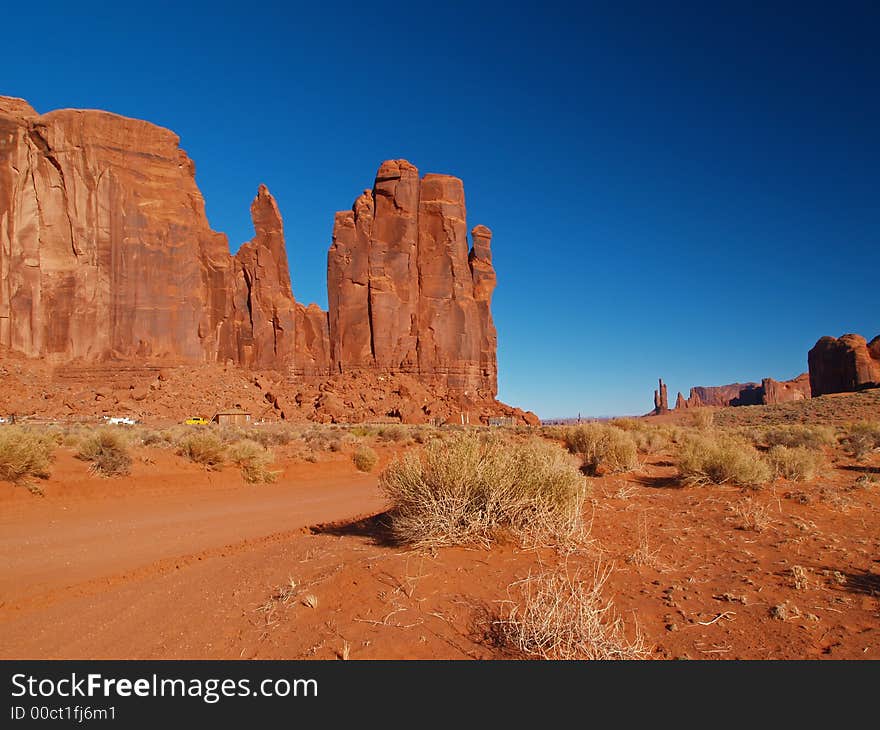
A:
177;431;226;470
767;445;825;481
0;427;55;486
678;434;771;487
495;565;649;660
762;425;835;451
352;445;378;472
76;429;132;477
563;424;638;475
840;421;880;461
380;432;586;548
227;439;279;483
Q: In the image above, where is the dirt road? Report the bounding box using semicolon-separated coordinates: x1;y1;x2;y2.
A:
0;451;385;658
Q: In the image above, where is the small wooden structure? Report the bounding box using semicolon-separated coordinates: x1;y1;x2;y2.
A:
213;409;251;426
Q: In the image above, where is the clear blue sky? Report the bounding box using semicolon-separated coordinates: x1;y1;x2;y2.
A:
3;1;878;418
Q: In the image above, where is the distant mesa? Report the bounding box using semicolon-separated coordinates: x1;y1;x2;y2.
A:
0;95;536;425
655;331;879;413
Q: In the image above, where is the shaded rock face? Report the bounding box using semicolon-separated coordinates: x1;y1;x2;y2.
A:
328;161;498;396
808;334;880;396
684;383;763;408
0;96;331;370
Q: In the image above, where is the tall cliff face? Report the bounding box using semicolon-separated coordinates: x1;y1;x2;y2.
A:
0;96;326;371
809;334;880;396
328;160;498;396
1;98;497;398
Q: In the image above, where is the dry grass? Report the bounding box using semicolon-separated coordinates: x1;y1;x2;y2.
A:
177;431;226;470
632;429;669;454
767;445;825;481
227;439;279;483
352;445;378;472
563;424;638;476
494;564;649;660
76;428;132;477
677;433;772;487
789;565;811;591
0;426;55;487
840;421;880;461
732;497;771;532
761;424;835;451
380;432;586;549
689;409;715;430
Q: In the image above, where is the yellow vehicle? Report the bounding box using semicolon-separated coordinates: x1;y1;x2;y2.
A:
185;416;210;426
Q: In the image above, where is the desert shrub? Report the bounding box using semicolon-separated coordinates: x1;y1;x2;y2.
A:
251;424;295;447
677;434;771;487
377;425;407;443
763;425;835;451
380;432;586;549
767;445;825;481
689;409;714;430
177;432;226;470
563;424;638;475
494;565;648;660
350;425;378;438
840;421;880;461
139;430;166;447
608;418;640;432
352;445;378;472
76;429;132;477
632;429;669;455
227;439;278;483
0;427;55;485
732;497;771;532
216;425;249;445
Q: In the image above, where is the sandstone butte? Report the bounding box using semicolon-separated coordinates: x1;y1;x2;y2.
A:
0;96;538;425
808;334;880;397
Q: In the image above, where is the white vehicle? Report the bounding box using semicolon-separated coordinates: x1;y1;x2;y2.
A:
105;416;137;426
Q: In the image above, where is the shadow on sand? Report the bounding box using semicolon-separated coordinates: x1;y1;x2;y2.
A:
309;511;398;547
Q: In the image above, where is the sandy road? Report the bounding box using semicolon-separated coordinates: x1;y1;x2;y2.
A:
0;452;386;657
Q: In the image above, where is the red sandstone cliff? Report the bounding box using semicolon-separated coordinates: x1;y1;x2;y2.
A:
1;96;512;419
328;161;497;396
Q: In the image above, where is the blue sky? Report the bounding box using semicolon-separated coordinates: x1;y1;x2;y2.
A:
3;1;878;417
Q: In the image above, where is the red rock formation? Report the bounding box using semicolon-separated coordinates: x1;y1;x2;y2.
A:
368;160;420;373
328;160;498;396
674;392;687;410
808;334;880;396
0;98;230;362
653;378;669;414
1;97;521;422
676;373;811;409
681;383;760;408
327;191;374;372
761;373;811;405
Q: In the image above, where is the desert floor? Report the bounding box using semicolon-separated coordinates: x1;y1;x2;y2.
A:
1;397;879;660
